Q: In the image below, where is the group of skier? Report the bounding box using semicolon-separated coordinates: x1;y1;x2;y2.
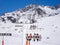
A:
26;33;42;41
26;33;42;45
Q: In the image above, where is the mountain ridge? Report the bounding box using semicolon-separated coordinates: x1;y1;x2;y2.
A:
0;4;60;24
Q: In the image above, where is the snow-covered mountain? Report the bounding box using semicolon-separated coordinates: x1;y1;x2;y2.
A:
0;4;60;45
0;4;60;24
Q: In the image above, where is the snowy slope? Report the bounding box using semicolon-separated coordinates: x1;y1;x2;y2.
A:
23;14;60;45
0;4;60;45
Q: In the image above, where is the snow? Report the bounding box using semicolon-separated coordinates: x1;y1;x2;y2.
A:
23;15;60;45
0;4;60;45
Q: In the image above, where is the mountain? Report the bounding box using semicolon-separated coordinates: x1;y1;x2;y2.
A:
0;4;60;24
0;4;60;45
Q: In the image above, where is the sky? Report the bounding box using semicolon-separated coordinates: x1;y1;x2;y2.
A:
0;0;60;15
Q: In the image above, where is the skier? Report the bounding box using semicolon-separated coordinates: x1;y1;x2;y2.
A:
2;36;4;45
26;40;29;45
